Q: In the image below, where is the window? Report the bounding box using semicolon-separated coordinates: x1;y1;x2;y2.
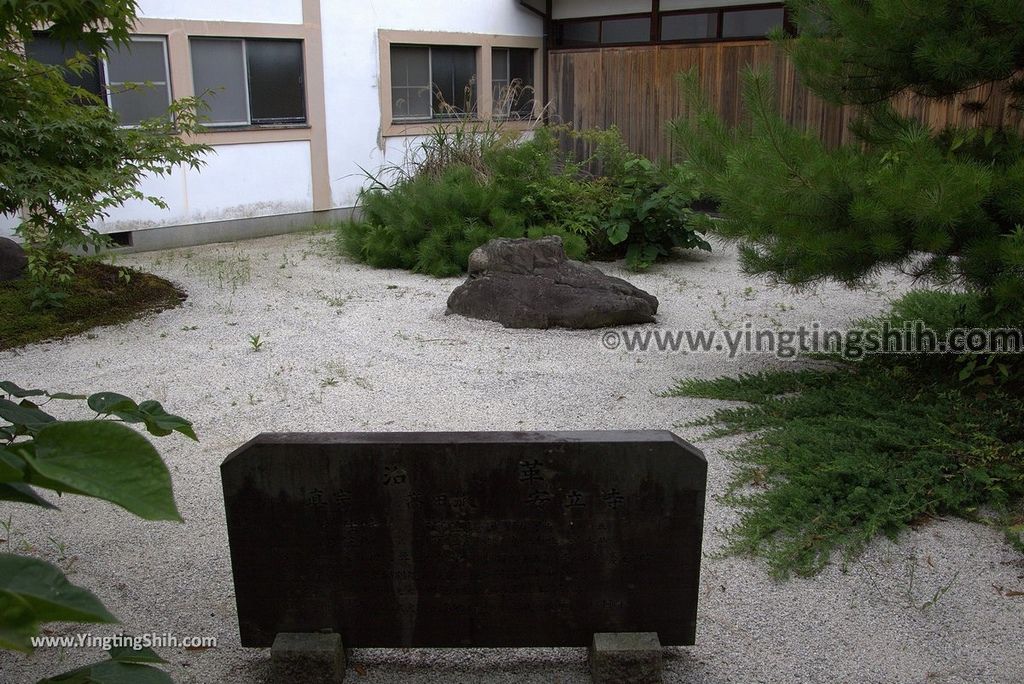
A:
380;31;542;135
556;21;599;47
601;16;651;45
25;35;102;98
492;48;535;119
661;13;718;42
190;38;306;126
390;46;431;120
27;34;171;125
104;37;171;125
553;4;788;47
554;16;650;47
390;45;477;121
720;7;785;39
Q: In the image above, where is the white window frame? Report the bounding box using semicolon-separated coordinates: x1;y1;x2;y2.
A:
101;35;172;127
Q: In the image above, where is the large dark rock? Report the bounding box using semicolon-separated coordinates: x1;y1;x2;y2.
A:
0;237;27;282
446;236;658;329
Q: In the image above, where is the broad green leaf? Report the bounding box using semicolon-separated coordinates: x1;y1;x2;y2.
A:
0;483;57;509
0;448;27;483
0;399;56;431
140;420;172;438
7;442;95;500
137;402;197;441
0;382;47;398
638;195;662;219
87;393;138;415
25;422;181;522
39;660;172;684
108;410;145;425
108;644;168;664
0;554;116;625
607;220;630;245
0;589;38;651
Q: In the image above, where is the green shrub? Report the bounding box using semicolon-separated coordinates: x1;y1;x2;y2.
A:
488;126;610;239
339;124;709;275
667;289;1024;578
858;289;1022;390
881;289;985;334
597;157;712;270
339;166;525;277
525;224;588;260
671;364;1024;578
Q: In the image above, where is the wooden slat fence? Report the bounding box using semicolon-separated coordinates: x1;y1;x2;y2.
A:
548;41;1024;162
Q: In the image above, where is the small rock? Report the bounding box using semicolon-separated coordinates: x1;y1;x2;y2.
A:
0;237;27;281
446;236;658;329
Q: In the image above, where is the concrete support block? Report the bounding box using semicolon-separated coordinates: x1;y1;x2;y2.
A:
589;632;663;684
271;632;346;684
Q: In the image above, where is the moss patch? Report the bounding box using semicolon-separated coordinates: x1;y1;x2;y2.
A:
0;261;185;350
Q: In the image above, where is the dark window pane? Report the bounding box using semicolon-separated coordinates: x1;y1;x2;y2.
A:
191;39;249;125
392;86;431;120
492;48;509;82
391;46;431;120
721;7;785;38
26;34;102;97
391;46;430;88
661;13;718;41
106;40;167;84
555;21;599;47
601;17;651;44
108;86;168;125
247;39;306;124
431;46;476;117
492;48;509;117
105;38;170;124
507;48;534;116
494;47;535;119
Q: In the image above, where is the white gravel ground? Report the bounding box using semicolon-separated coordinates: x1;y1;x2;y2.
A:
1;230;1022;684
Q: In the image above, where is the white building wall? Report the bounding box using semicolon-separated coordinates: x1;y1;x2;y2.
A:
553;0;652;19
95;141;313;232
0;213;19;239
136;0;303;25
551;0;777;17
660;0;776;10
91;1;313;235
319;1;544;210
